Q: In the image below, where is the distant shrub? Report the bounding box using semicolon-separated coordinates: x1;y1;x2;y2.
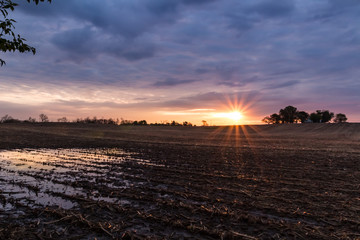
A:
27;117;36;123
57;117;68;123
0;115;21;123
39;114;49;122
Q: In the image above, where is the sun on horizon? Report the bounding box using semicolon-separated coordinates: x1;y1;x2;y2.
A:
226;111;243;122
213;111;243;124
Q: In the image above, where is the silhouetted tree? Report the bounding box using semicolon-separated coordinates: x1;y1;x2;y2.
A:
170;120;181;126
320;110;334;123
1;0;52;66
262;113;281;124
182;121;192;126
0;114;12;123
270;113;281;124
309;110;334;123
279;106;297;123
262;116;271;124
74;116;118;125
120;118;133;125
106;118;116;125
261;106;346;124
309;112;321;123
39;113;49;122
0;114;21;123
57;117;68;122
159;120;169;125
27;117;36;122
138;120;147;125
201;120;208;126
296;111;310;123
334;113;347;123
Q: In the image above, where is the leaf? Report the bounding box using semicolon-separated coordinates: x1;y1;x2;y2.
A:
0;0;51;66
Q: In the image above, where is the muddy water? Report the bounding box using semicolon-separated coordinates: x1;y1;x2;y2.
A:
0;148;151;212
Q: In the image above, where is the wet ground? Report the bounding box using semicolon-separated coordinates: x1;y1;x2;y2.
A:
0;124;359;239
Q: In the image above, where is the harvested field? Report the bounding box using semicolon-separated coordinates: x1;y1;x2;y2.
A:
0;123;359;239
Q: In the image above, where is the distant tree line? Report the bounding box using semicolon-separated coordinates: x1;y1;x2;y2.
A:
262;106;347;124
74;117;119;125
0;114;195;126
0;114;58;123
151;120;194;126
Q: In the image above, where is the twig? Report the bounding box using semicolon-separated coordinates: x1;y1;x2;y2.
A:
43;215;72;225
78;214;93;228
230;231;258;240
35;233;45;240
98;222;114;239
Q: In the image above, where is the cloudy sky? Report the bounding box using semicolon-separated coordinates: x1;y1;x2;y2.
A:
1;0;359;125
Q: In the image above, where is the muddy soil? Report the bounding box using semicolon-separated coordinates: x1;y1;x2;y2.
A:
0;123;359;239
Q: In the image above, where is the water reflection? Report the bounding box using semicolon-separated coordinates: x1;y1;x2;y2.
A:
0;148;161;212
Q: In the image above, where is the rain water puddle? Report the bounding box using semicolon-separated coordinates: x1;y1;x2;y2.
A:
0;148;157;213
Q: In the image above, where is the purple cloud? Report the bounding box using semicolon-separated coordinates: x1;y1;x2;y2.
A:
1;0;360;123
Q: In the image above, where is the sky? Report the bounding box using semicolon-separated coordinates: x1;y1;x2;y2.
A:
1;0;360;125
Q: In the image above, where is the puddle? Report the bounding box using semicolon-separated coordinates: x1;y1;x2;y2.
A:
0;202;15;211
0;180;77;210
0;148;158;213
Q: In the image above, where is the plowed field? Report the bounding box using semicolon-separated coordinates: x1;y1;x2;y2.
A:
0;123;359;239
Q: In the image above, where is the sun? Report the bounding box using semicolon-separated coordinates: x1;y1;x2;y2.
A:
212;111;243;123
226;111;243;121
210;94;255;125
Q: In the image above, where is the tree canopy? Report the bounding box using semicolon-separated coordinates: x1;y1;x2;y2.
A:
279;106;298;124
334;113;347;123
262;106;346;124
0;0;51;66
309;110;334;123
297;111;310;123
